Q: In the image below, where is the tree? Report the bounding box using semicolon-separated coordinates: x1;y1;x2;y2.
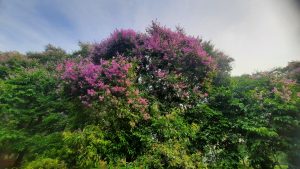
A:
0;22;299;169
0;69;68;167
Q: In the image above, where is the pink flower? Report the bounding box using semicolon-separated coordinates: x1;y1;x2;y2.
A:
163;54;169;60
96;81;106;89
111;86;126;93
117;79;123;83
87;89;97;96
99;96;104;101
143;113;151;120
81;100;91;107
272;87;278;93
103;59;130;79
122;63;131;72
138;98;148;105
156;69;167;78
127;99;133;104
56;63;63;71
134;89;139;95
62;60;77;80
283;79;295;85
125;79;131;86
106;89;111;95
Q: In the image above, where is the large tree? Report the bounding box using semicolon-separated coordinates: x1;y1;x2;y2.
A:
0;22;299;169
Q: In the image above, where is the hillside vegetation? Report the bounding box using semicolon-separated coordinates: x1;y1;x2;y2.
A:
0;22;299;169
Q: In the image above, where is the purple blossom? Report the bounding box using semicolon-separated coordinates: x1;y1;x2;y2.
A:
156;69;167;78
60;23;216;112
138;98;148;105
87;89;97;96
62;60;77;80
111;86;126;93
99;96;104;101
90;29;139;62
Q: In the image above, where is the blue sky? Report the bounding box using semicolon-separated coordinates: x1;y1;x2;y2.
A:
0;0;299;75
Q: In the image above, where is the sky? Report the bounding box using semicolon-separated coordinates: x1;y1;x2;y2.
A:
0;0;299;75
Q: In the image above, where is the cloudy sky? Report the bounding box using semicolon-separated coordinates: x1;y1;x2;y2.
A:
0;0;299;75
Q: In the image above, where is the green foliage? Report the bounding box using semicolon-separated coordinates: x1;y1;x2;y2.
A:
0;51;36;79
0;23;299;169
26;44;69;70
202;41;234;86
0;68;70;167
60;125;109;168
23;158;67;169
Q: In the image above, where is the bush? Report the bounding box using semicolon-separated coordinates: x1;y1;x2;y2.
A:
23;158;67;169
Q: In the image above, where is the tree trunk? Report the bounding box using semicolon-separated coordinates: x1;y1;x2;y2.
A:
13;150;26;168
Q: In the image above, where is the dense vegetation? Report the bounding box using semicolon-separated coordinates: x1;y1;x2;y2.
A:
0;23;299;169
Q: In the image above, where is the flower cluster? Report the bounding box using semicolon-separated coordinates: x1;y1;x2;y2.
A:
59;57;127;101
252;72;297;102
90;29;142;62
144;23;213;67
89;22;214;103
271;79;296;102
58;56;149;116
59;23;217;121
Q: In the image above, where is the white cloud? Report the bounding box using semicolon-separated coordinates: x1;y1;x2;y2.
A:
0;0;79;52
0;0;299;75
113;0;300;75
